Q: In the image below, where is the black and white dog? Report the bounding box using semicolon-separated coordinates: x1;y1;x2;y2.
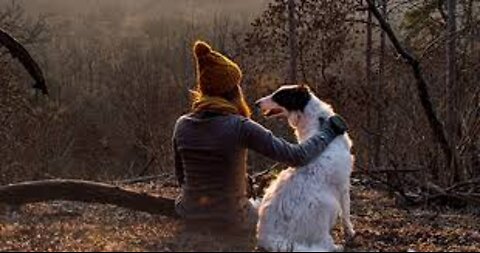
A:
255;85;355;252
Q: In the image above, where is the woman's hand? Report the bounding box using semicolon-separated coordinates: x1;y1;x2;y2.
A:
328;115;349;135
319;115;349;141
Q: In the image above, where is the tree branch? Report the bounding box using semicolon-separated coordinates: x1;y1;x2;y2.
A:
0;28;48;95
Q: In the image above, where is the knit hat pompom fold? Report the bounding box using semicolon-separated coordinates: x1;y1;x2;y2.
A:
193;41;212;58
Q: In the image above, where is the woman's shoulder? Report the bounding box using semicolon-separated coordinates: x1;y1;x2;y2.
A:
177;112;251;122
231;116;269;134
175;113;194;123
175;113;261;133
173;113;194;132
224;114;260;128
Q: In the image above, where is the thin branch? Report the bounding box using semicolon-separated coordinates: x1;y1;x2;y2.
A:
437;0;449;24
137;157;155;177
354;164;417;204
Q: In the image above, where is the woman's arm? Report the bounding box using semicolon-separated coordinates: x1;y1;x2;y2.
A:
173;139;185;187
240;118;344;167
172;117;186;187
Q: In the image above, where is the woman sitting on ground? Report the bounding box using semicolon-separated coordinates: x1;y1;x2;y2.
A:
172;40;347;234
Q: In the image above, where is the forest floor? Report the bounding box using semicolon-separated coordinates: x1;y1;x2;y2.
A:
0;178;479;252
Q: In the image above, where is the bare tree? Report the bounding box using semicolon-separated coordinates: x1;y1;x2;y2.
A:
244;0;355;86
365;0;456;183
365;0;374;169
445;0;463;182
375;0;389;176
287;0;298;84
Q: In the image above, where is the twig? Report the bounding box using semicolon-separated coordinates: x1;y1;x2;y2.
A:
354;164;416;204
137;157;155;177
156;175;178;188
251;163;282;178
412;179;480;206
445;177;480;192
353;168;420;175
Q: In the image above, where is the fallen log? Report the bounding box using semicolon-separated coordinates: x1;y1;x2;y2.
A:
0;179;178;218
114;174;170;185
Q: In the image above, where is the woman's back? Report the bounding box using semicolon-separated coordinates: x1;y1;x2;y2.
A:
173;112;252;226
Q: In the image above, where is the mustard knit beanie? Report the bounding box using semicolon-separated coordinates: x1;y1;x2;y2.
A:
193;40;242;97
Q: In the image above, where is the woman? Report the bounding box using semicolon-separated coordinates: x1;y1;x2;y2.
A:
172;41;346;233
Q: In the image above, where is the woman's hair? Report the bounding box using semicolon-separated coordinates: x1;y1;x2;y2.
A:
192;85;252;118
226;85;252;118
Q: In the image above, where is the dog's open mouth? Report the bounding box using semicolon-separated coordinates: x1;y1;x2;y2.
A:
263;108;283;117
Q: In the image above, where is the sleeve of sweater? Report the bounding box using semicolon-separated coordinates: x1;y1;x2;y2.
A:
173;139;185;187
172;118;185;187
239;118;335;167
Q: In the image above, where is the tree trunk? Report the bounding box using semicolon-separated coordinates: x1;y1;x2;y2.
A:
366;0;374;170
375;0;388;168
446;0;462;183
0;180;178;217
377;0;390;183
287;0;298;84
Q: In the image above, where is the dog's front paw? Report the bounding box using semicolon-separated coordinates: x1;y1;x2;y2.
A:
332;244;344;252
345;228;356;243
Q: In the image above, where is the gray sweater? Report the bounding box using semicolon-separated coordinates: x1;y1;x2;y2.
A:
172;112;333;227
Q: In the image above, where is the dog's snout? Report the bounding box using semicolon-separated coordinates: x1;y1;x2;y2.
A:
253;100;263;115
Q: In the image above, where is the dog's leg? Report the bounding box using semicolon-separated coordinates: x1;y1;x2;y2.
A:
292;234;342;252
310;196;343;252
300;235;342;252
249;197;262;210
257;234;296;252
340;188;355;240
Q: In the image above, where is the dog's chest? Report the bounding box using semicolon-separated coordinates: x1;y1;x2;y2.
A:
264;129;353;203
291;134;353;184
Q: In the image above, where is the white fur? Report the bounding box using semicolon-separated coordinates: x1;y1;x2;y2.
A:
256;87;355;252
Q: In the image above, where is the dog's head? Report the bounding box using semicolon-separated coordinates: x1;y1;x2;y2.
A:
255;85;311;117
255;85;334;132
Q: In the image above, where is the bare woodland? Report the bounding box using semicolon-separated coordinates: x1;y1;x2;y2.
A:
0;0;479;251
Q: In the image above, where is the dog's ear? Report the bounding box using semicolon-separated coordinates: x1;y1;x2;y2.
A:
272;84;312;112
288;112;301;128
298;83;310;92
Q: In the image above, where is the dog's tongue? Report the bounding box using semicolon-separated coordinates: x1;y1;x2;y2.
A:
265;108;283;117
